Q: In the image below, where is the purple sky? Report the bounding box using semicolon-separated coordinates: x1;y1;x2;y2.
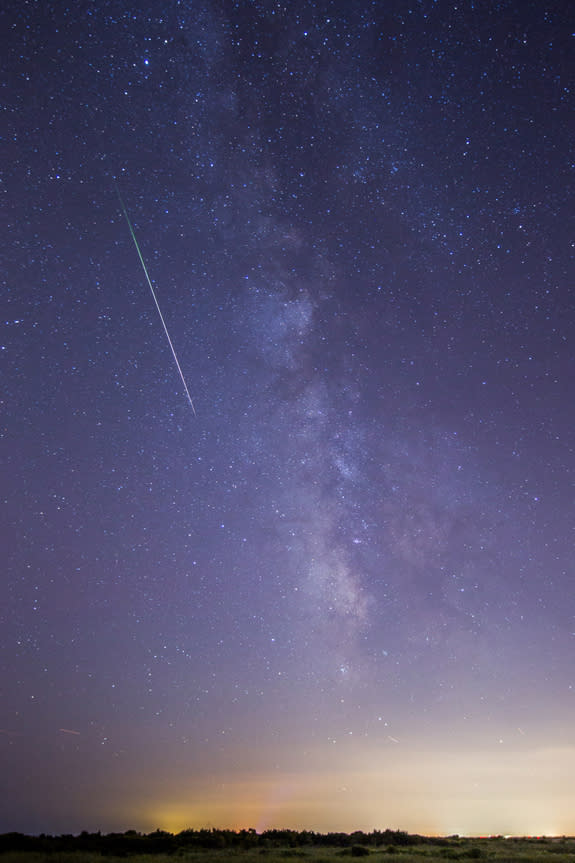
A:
2;0;574;836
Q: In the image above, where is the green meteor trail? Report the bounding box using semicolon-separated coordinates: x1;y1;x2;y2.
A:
115;184;196;416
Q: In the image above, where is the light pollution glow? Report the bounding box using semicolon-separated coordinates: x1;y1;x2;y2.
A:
43;743;575;838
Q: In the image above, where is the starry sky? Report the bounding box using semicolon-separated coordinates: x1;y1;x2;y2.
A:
2;0;575;838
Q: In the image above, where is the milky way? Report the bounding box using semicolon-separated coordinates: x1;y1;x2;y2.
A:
2;0;574;837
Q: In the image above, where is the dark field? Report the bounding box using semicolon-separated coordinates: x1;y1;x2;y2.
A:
2;833;575;863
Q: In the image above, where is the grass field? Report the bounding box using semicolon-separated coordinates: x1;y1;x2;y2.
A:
2;837;575;863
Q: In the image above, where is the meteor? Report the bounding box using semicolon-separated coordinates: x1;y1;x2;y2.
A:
115;184;196;415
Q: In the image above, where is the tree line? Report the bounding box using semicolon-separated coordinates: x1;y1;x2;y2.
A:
0;828;450;855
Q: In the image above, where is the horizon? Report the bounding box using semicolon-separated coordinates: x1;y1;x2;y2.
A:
4;827;574;840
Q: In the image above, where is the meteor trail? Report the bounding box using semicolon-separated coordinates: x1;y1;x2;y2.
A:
115;185;196;415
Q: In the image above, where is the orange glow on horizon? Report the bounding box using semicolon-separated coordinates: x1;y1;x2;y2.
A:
115;742;575;838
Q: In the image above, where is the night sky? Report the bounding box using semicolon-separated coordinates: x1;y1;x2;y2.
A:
2;0;575;838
